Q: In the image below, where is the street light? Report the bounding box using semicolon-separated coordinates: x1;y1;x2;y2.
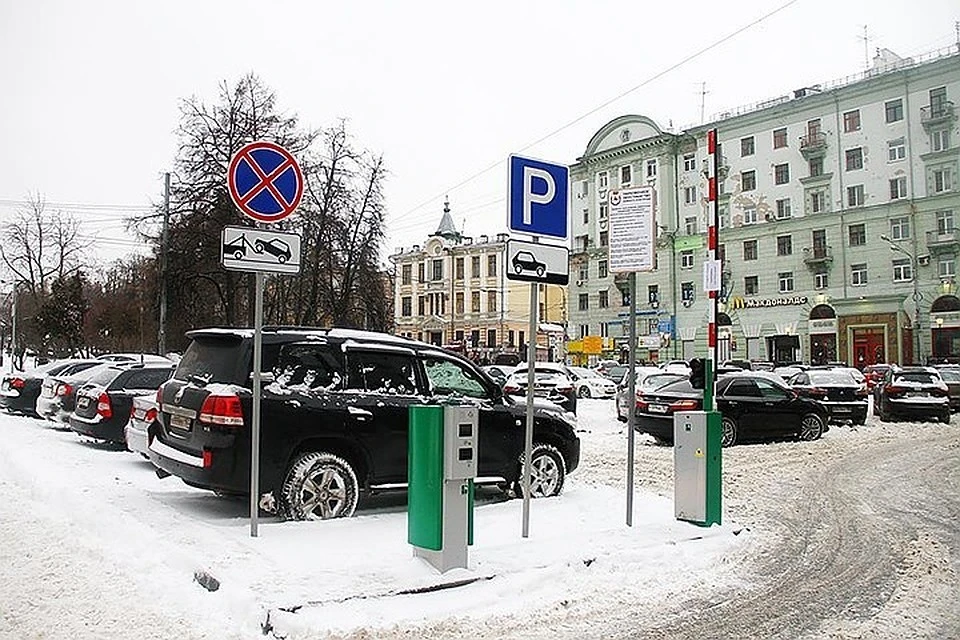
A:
880;234;922;363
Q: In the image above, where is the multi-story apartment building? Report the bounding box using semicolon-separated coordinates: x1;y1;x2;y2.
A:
390;199;567;362
568;46;960;368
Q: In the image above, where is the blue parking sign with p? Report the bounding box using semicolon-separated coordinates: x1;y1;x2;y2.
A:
508;155;569;240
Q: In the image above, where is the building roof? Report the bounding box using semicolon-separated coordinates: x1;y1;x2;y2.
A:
431;196;461;242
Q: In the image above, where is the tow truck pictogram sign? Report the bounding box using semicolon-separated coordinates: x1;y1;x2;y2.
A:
221;226;302;274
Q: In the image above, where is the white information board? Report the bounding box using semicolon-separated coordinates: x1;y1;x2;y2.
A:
608;187;655;273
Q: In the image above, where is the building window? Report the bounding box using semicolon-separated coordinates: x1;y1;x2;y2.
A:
648;285;659;304
885;98;904;123
892;258;913;282
743;239;758;261
418;296;426;315
594;260;606;279
888;138;906;162
575;325;586;339
809;157;823;176
744;275;759;295
814;272;828;289
932;129;951;152
934;168;954;193
488;329;497;347
599;203;608;220
431;259;443;281
621;289;630;307
939;255;956;279
583;209;589;224
741;136;755;157
845;147;864;171
620;165;632;186
683;154;696;172
776;235;792;256
849;223;866;246
843;109;861;132
847;185;865;207
717;243;726;263
646;159;657;178
455;292;464;314
681;250;694;269
773;128;787;149
578;265;588;282
417;263;425;283
471;256;481;277
578;293;589;311
580;180;589;197
774;163;790;185
684;186;697;204
598;290;609;308
487;291;497;313
574;234;589;253
401;264;412;285
889;177;908;200
401;297;412;316
597;171;609;191
743;207;759;225
600;230;609;247
936;210;955;235
455;257;464;280
811;191;826;214
471;291;480;312
930;86;948;116
851;263;868;286
684;216;698;235
719;204;729;230
890;217;910;240
487;254;497;277
681;282;694;302
741;170;756;191
778;271;794;293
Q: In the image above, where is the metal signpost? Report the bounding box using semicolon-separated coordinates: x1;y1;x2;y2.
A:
608;186;655;526
225;140;304;538
506;154;569;539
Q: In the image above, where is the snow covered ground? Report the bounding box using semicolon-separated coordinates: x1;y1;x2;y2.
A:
0;400;745;639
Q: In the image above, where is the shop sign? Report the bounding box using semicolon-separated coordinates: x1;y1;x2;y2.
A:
809;318;838;334
728;295;808;310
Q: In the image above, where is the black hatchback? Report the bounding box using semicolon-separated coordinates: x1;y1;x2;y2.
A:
1;359;100;416
69;363;175;443
635;372;829;446
787;367;868;425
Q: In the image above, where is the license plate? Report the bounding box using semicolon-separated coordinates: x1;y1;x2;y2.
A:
77;396;90;408
170;414;192;430
834;407;851;413
649;404;668;414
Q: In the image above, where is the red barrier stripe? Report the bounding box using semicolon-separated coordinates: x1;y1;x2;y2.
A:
707;129;717;154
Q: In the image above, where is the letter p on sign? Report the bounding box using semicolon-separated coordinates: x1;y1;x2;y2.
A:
508;154;569;240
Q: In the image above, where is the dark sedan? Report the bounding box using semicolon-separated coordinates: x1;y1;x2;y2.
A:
873;366;951;423
934;366;960;412
1;360;98;416
788;368;868;425
503;363;577;414
635;372;829;446
69;363;175;444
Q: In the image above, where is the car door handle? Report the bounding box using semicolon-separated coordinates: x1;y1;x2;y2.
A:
348;407;373;420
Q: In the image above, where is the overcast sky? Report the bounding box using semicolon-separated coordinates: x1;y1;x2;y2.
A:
1;0;957;267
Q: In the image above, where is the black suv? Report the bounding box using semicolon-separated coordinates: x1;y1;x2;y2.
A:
150;327;581;521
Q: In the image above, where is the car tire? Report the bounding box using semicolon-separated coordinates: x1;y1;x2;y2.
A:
799;413;826;441
939;412;951;424
255;240;264;252
535;266;545;277
514;264;523;274
720;416;738;447
515;443;566;498
854;416;867;426
578;386;591;399
278;255;287;263
233;250;243;259
280;451;359;521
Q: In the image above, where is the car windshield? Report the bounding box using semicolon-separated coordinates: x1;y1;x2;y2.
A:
176;335;248;384
939;369;960;382
808;370;857;385
569;366;599;379
639;373;685;390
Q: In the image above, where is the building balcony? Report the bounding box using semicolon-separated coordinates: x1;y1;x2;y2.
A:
799;131;827;159
921;101;955;130
803;245;833;268
926;229;960;251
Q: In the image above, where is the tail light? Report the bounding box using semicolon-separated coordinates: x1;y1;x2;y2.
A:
57;383;73;397
635;394;649;411
202;449;213;468
503;384;521;395
96;392;113;418
198;394;244;427
932;382;949;397
885;384;905;397
670;399;699;411
129;405;136;418
806;387;828;399
146;407;158;423
9;377;25;389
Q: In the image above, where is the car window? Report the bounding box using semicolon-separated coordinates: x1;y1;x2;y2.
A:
808;370;856;385
422;356;488;399
87;365;124;387
274;344;344;391
724;379;761;397
176;336;249;384
755;377;791;398
345;351;418;395
939;369;960;382
894;372;939;384
119;368;174;391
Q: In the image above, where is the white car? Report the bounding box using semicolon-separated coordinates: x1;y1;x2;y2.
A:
567;366;618;399
660;360;691;375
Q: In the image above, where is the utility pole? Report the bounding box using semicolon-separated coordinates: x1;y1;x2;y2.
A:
158;172;170;355
8;284;16;373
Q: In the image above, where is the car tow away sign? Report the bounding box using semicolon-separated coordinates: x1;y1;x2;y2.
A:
221;226;302;274
505;238;569;285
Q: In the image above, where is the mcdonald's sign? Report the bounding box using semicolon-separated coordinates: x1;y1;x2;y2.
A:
727;295;808;310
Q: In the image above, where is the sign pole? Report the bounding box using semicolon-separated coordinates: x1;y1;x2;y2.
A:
522;279;538;538
250;271;264;537
706;128;720;410
626;271;637;526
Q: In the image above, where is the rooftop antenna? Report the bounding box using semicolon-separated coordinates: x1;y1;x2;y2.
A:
859;25;871;69
955;20;959;53
699;82;710;124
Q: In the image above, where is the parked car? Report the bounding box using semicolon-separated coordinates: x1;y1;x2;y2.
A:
634;371;829;446
660;360;691;375
787;367;868;425
254;237;292;262
36;362;118;425
591;360;621;379
511;250;546;276
616;368;685;422
602;365;630;383
567;366;618;399
750;361;776;372
773;364;808;381
125;393;159;457
873;366;951;423
69;362;175;444
503;362;577;413
862;363;892;391
97;352;173;364
480;364;514;387
0;359;100;416
934;366;960;412
150;327;581;521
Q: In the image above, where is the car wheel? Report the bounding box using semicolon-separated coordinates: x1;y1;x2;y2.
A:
233;250;243;259
799;413;825;441
535;266;545;277
578;386;591;399
516;443;566;498
514;264;523;274
278;254;287;263
720;416;738;447
255;240;264;252
940;412;951;424
854;416;867;426
280;452;359;521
